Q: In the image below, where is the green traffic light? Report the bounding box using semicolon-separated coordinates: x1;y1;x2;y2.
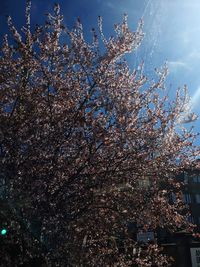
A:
1;229;7;235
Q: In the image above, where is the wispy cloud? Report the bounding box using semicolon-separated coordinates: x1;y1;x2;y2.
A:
168;60;190;72
188;50;200;60
105;1;115;9
176;86;200;124
190;86;200;109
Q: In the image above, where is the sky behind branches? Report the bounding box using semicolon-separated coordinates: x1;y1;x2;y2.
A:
0;0;200;136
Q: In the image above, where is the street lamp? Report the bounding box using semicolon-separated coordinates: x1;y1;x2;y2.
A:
1;229;7;235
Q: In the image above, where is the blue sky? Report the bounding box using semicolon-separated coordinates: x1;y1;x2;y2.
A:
0;0;200;134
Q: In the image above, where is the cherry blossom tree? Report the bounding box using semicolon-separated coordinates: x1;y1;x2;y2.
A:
0;1;199;266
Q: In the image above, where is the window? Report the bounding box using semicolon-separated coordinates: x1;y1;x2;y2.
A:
195;194;200;203
192;176;200;183
188;215;195;224
0;176;6;199
183;193;192;203
138;177;150;189
183;172;189;184
171;193;176;203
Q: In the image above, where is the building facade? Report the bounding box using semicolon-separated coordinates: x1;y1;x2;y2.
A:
162;165;200;267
